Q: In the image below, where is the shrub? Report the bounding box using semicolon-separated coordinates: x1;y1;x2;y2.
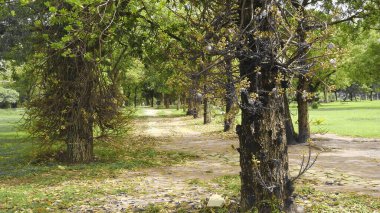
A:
311;101;320;109
0;87;19;108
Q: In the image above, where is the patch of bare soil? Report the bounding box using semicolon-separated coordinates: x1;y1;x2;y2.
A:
75;109;380;212
291;135;380;197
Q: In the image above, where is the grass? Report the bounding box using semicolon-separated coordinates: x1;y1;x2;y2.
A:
183;101;380;139
290;101;380;138
0;108;196;212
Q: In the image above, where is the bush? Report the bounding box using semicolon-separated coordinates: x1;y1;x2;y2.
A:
0;87;19;108
311;101;320;109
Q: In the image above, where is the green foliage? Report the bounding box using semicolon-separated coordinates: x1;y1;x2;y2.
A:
311;102;320;109
16;0;136;162
337;31;380;86
0;87;19;107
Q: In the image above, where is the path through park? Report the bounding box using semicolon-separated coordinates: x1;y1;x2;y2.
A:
73;108;380;212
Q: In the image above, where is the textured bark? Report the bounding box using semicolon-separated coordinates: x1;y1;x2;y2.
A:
66;71;95;163
186;96;194;115
67;126;93;163
177;95;181;110
160;93;164;107
238;59;292;212
145;96;150;106
323;85;328;103
284;94;297;145
238;0;292;209
134;86;138;108
296;75;310;144
164;94;170;109
224;58;235;132
203;85;211;124
193;99;200;118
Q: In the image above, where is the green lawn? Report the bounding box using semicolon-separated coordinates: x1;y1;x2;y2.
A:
290;101;380;138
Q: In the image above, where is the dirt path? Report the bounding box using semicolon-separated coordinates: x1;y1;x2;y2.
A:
292;135;380;197
75;108;380;212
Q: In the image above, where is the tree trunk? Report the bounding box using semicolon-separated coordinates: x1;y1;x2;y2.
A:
163;93;169;109
296;75;310;144
370;91;373;101
238;61;292;212
134;86;138;108
160;93;164;107
224;57;235;132
145;96;150;106
125;90;131;106
177;95;181;110
182;93;186;112
151;95;154;107
193;97;200;118
203;86;211;124
67;125;93;163
238;0;292;208
323;85;328;103
334;91;338;101
203;97;211;124
67;76;94;163
284;94;297;145
187;96;194;115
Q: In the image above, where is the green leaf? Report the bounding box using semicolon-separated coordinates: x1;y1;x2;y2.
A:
65;0;83;7
49;6;57;13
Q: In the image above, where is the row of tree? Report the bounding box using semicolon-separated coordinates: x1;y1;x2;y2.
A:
0;0;379;211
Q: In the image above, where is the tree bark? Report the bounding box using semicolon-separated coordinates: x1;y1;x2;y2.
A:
164;94;170;109
193;96;200;118
67;125;93;163
224;57;235;132
177;95;181;110
134;86;138;108
203;97;211;124
66;73;94;163
238;61;292;212
238;1;292;210
284;94;297;145
203;86;211;124
323;85;328;103
186;96;194;115
145;96;150;106
296;75;310;144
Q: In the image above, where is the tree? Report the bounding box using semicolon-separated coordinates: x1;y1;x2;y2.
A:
0;87;19;108
185;0;332;210
236;1;292;210
21;0;131;163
